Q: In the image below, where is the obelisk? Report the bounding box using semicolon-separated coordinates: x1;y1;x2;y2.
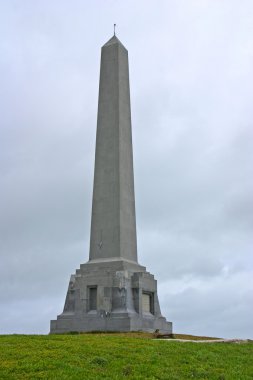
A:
50;35;172;334
89;35;137;263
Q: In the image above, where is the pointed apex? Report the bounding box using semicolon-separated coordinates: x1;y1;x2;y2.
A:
103;35;127;50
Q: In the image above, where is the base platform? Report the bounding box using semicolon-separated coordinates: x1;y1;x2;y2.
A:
50;259;172;334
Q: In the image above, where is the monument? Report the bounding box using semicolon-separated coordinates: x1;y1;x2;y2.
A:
50;34;172;333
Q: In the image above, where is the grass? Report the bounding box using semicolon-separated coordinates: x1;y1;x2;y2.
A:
0;333;252;379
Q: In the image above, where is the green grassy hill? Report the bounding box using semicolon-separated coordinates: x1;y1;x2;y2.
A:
0;333;252;379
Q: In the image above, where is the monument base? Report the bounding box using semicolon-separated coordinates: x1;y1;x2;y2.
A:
50;259;172;334
50;313;171;334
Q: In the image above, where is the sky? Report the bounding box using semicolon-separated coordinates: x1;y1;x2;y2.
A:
0;0;252;339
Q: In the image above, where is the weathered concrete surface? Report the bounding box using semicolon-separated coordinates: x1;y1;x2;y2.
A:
50;36;172;334
89;36;137;263
51;259;172;333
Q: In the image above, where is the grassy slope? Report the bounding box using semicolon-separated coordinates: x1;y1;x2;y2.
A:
0;333;252;379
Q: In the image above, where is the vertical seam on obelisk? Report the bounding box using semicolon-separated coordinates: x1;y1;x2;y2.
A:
127;50;136;261
117;43;120;259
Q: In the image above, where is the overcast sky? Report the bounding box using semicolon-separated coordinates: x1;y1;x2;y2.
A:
0;0;252;338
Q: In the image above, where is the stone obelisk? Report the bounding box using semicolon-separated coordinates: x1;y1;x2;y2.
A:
50;35;172;333
89;35;137;264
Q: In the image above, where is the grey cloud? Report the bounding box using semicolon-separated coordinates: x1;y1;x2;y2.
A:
0;0;252;338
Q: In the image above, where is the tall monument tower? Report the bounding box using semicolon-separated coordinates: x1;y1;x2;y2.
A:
50;35;172;333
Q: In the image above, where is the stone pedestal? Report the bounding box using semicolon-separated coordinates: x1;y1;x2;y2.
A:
50;259;172;333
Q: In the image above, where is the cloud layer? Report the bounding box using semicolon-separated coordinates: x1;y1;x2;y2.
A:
0;0;252;338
